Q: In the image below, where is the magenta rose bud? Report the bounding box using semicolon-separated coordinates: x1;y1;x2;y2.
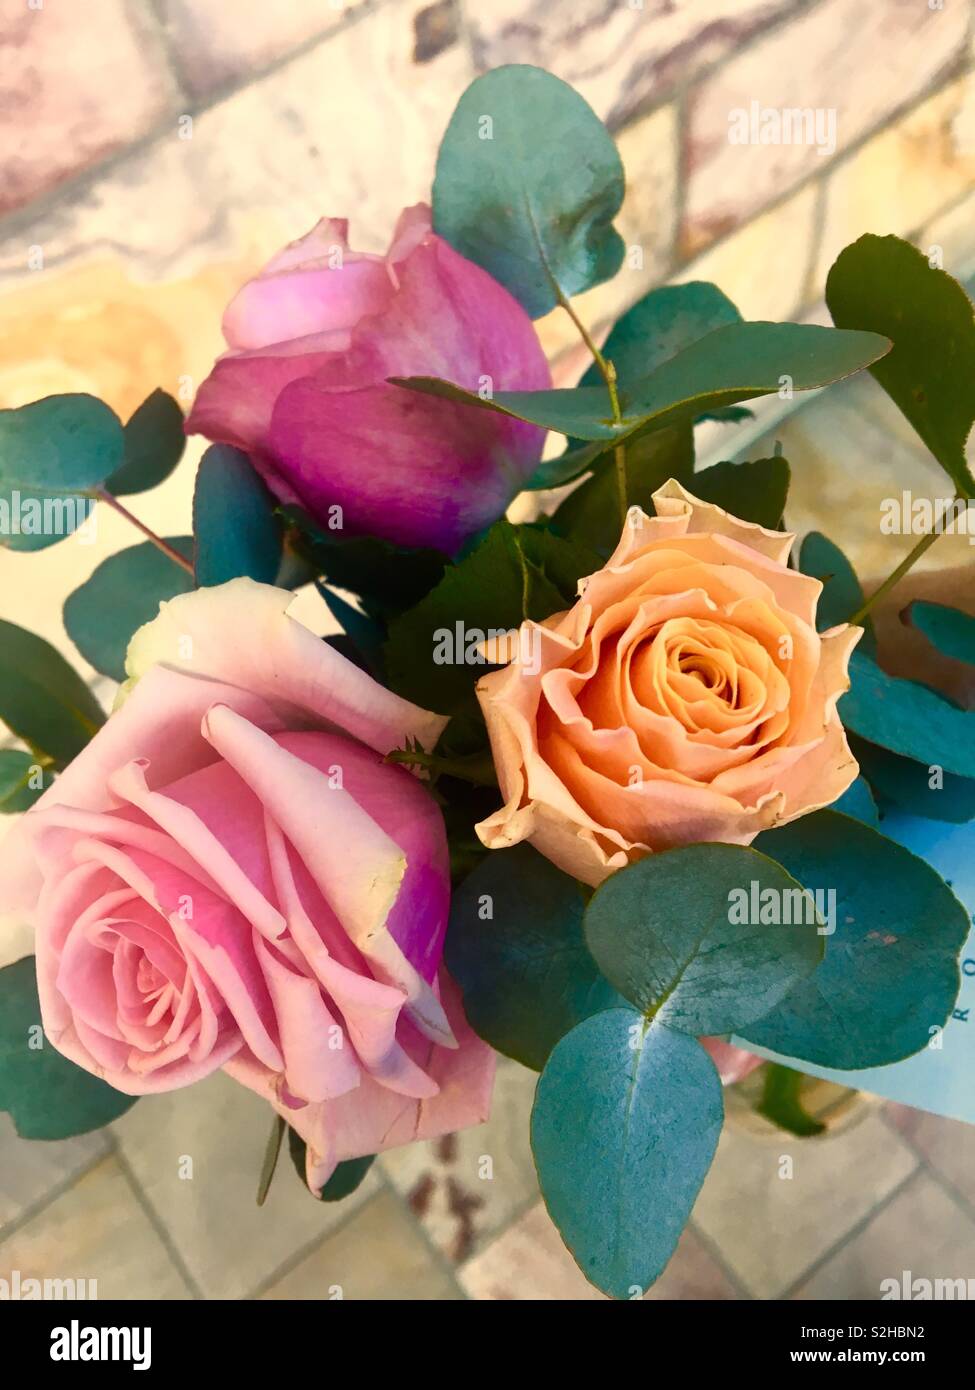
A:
0;581;495;1193
186;204;552;554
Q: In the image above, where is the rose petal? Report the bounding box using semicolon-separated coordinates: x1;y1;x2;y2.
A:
651;478;796;566
223;258;391;352
122;579;447;757
269;378;543;554
199;705;455;1048
228;972;495;1192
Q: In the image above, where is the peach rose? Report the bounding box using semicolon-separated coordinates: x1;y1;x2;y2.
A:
475;479;861;887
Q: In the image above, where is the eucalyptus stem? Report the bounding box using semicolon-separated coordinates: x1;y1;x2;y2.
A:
256;1113;286;1207
848;497;961;626
94;487;194;576
556;287;628;528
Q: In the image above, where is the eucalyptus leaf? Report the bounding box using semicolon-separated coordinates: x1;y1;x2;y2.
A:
64;538;194;683
0;956;137;1139
583;843;824;1036
0;620;105;766
388;375;618;441
738;811;969;1068
106;389;186;496
619;322;890;431
0;393;123;494
905;600;975;666
531;1010;723;1299
194;445;282;586
841;650;975;779
799;531;877;656
392;322;890;442
832;774;880;827
580;281;742;388
545;282;741;483
0;749;52;814
433;65;625;318
698;405;755;425
690;457;790;530
446;844;622;1070
526;438;612;492
852;734;975;825
826;233;975;496
529;279;736;492
0;394;123;552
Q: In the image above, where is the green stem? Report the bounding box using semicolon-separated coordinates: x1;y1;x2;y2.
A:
256;1113;286;1207
95;488;195;576
385;745;498;787
848;500;959;626
757;1062;825;1138
556;287;628;528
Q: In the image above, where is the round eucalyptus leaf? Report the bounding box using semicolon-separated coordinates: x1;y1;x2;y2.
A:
0;619;105;766
446;844;621;1070
532;1010;723;1299
193;445;282;587
433;65;624;318
740;811;970;1068
107;389;186;496
584;842;824;1036
0;957;136;1140
64;538;194;682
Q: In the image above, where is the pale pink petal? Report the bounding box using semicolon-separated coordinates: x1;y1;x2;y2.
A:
199;706;455;1048
123;579;447;758
263;812;438;1100
253;933;361;1103
223;260;391;351
0;666;280;916
73;836;282;1074
228;973;495;1192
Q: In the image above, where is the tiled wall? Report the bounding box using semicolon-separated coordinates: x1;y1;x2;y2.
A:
1;0;974;650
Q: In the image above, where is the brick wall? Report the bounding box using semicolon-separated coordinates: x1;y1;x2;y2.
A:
1;0;973;655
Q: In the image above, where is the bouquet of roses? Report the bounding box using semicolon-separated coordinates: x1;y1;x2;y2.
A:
2;66;973;1300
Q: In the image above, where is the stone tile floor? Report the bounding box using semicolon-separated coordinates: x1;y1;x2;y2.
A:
5;1053;975;1300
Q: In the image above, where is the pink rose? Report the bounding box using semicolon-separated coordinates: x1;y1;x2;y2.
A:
0;581;495;1192
700;1038;763;1085
476;480;861;886
186;204;552;554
